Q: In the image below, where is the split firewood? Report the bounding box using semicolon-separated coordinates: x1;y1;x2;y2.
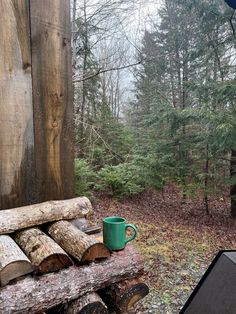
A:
60;292;108;314
0;197;92;235
101;278;149;313
48;220;110;262
15;228;73;273
0;245;144;313
0;235;33;287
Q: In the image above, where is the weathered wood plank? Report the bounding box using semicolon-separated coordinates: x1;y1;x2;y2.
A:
30;0;74;201
0;245;143;314
0;0;35;209
0;235;33;287
15;228;73;273
48;221;110;262
0;197;92;234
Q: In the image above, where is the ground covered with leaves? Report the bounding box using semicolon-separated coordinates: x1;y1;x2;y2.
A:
92;187;236;313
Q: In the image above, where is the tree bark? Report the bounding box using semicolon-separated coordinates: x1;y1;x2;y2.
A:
231;149;236;217
30;0;74;201
60;292;108;314
15;228;73;273
0;0;35;210
0;244;143;314
0;197;92;234
48;221;110;262
204;143;210;215
100;278;149;313
0;235;33;287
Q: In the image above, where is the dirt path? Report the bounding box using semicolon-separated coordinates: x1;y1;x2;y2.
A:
92;189;236;313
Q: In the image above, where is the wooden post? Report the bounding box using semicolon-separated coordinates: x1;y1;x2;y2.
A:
0;0;35;209
30;0;75;201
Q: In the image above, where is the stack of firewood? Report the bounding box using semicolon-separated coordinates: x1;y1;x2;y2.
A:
0;197;149;314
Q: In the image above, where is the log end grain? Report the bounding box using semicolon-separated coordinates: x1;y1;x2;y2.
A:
1;260;33;287
82;243;110;262
37;253;73;274
79;302;108;314
118;282;149;312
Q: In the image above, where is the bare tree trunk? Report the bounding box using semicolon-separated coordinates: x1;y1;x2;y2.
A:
204;143;210;215
231;149;236;217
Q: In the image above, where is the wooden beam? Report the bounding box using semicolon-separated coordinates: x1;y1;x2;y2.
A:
0;0;35;209
0;245;143;313
0;197;92;234
30;0;74;201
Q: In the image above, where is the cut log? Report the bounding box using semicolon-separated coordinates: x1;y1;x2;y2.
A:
0;235;33;287
101;278;149;313
48;221;110;262
71;218;101;235
0;245;143;313
15;228;73;273
60;292;108;314
0;197;92;235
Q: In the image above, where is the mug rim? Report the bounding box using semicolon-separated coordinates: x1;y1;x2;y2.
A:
103;216;126;224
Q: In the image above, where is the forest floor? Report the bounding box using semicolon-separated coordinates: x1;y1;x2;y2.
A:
92;187;236;314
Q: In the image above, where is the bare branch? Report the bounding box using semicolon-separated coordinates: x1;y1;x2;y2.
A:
73;58;144;82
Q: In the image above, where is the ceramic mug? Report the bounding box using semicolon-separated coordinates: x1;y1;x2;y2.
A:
103;216;137;251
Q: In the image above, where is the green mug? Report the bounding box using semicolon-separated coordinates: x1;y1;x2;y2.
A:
103;216;137;251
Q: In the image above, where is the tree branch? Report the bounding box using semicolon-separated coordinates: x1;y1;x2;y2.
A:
73;59;143;82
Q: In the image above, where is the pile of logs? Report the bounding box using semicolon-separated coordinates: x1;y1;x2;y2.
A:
0;197;149;313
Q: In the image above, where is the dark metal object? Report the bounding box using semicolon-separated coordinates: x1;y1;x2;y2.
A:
224;0;236;10
180;251;236;314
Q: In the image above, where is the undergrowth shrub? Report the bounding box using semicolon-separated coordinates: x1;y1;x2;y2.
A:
74;159;96;196
95;163;144;197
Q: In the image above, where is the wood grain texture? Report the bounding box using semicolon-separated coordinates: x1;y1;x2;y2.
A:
0;235;33;286
60;293;108;314
101;278;149;313
0;245;143;313
30;0;74;201
48;221;110;262
0;0;35;209
0;197;92;234
15;228;73;273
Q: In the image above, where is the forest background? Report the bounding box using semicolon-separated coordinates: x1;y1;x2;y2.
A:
72;0;236;217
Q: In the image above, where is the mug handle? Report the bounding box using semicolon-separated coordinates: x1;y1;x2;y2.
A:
125;224;137;244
